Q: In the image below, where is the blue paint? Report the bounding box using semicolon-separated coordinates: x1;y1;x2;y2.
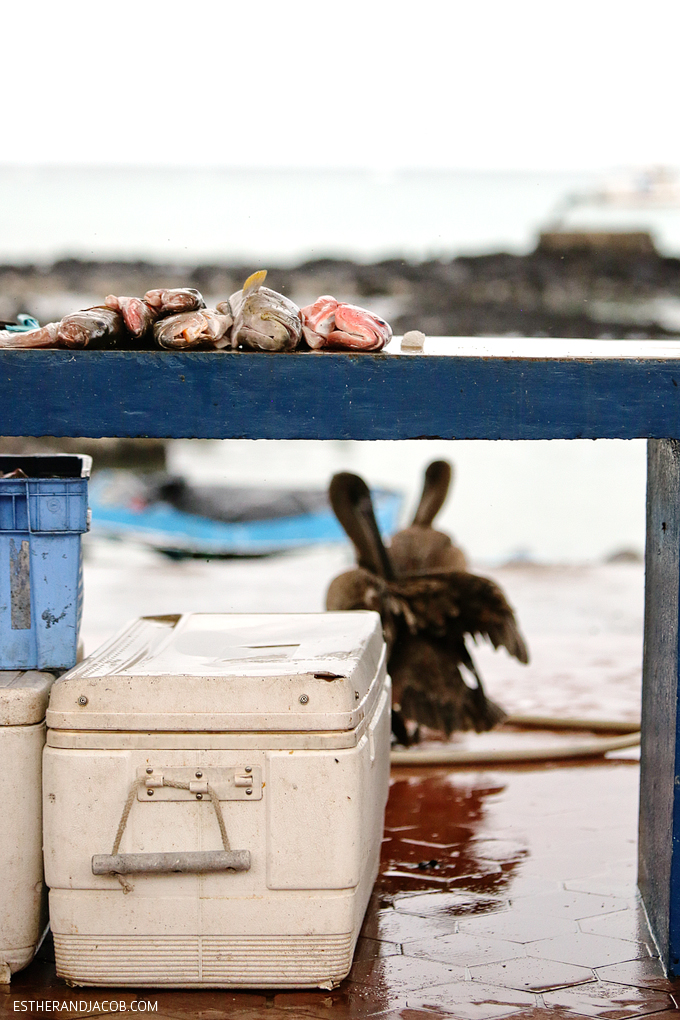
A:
0;463;89;670
3;349;680;439
640;441;680;970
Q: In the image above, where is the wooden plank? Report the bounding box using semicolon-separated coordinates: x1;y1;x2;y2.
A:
3;346;680;440
390;337;680;359
640;439;680;975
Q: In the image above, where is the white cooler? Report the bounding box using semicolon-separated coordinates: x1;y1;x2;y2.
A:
0;669;54;981
43;611;390;989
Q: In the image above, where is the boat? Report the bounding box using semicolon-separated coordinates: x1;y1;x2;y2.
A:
549;166;680;226
592;166;680;209
88;471;403;558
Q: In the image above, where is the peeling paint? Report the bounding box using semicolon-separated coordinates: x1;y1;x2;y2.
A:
9;539;31;630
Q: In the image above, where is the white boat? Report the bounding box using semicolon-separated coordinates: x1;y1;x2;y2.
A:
592;166;680;209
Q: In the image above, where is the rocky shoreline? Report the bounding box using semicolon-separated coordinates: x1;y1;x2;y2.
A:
2;244;680;340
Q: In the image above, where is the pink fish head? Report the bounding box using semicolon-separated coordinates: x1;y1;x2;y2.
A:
300;295;338;335
300;295;339;349
331;303;393;351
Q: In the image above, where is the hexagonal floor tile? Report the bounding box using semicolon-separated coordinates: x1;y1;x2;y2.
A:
503;876;564;899
596;957;677;991
483;1011;579;1020
469;838;530;863
283;982;408;1018
513;854;623;882
347;953;466;994
354;934;403;960
361;907;458;944
487;1012;582;1020
565;876;641;899
376;1010;454;1020
527;933;649;968
469;955;594;991
542;978;675;1017
404;932;526;968
635;1013;680;1019
511;890;629;920
458;911;579;943
406;980;536;1019
579;907;657;949
394;890;507;919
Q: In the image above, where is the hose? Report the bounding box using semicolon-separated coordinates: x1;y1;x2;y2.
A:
390;713;641;766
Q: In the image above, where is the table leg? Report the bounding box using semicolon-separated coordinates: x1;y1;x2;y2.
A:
640;438;680;973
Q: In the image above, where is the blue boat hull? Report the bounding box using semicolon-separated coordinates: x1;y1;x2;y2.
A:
88;477;403;557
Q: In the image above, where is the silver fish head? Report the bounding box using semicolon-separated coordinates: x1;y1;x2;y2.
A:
230;271;302;352
154;309;232;350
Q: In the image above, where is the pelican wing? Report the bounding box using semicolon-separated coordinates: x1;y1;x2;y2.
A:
390;632;507;736
326;567;399;653
384;571;529;664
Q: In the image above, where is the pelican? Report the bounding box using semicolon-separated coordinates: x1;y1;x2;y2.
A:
326;472;529;743
389;460;467;575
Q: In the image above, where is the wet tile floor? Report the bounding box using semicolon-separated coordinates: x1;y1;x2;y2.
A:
5;758;678;1020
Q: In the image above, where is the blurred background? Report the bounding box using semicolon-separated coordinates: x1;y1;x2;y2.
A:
4;0;680;582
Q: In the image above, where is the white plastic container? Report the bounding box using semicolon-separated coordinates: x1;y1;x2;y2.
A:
0;669;54;981
43;611;390;989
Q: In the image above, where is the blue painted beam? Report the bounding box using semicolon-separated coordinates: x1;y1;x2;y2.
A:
640;439;680;976
3;346;680;440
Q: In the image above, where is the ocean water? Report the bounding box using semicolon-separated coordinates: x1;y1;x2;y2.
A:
0;165;610;264
4;164;680;265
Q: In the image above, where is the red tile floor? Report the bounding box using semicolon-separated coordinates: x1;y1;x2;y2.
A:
4;757;677;1020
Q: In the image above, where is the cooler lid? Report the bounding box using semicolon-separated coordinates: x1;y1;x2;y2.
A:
46;612;386;733
0;670;55;725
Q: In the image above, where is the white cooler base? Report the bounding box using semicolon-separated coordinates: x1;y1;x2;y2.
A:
0;945;39;977
54;932;355;989
0;668;55;980
50;851;380;989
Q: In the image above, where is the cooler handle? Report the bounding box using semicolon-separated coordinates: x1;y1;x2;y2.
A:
93;775;250;878
92;850;250;875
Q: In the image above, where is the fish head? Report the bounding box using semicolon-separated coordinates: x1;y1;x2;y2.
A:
332;303;393;350
301;295;338;336
239;298;301;350
228;270;268;318
232;276;302;351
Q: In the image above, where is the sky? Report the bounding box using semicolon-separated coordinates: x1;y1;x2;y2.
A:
4;0;680;171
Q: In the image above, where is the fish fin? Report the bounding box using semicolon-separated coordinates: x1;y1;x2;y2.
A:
242;269;268;295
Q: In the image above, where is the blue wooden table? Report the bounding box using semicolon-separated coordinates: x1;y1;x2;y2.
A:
4;337;680;439
2;335;679;971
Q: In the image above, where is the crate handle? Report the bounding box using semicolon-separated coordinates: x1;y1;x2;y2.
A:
0;479;29;532
92;775;249;880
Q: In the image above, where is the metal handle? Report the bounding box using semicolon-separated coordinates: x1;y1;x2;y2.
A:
92;850;251;875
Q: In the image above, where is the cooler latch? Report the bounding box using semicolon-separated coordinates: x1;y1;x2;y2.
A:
137;766;262;801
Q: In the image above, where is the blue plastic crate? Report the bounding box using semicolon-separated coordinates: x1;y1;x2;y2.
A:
0;455;91;670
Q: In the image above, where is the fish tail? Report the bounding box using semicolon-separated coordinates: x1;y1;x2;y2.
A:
242;269;268;295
